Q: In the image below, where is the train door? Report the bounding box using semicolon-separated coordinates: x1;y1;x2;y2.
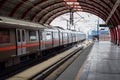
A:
59;31;63;45
53;31;59;47
62;32;64;45
40;31;45;50
16;29;26;55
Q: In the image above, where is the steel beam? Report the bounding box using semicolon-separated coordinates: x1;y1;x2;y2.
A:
106;0;120;23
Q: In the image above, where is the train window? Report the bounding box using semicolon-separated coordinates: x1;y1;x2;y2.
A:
22;30;25;41
64;33;67;38
29;30;37;41
46;33;51;35
0;29;10;44
46;32;52;40
17;30;21;42
68;33;71;38
40;32;43;40
53;32;59;39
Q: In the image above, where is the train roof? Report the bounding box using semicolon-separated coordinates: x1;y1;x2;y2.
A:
0;16;45;29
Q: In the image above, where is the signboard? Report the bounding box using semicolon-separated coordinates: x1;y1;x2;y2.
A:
99;24;114;28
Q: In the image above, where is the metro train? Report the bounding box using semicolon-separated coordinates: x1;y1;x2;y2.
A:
0;16;86;69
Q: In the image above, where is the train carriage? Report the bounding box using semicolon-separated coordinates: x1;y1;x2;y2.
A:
0;16;44;67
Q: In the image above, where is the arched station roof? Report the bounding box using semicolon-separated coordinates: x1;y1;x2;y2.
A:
0;0;120;25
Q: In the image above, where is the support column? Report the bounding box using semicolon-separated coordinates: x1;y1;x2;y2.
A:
113;27;117;44
116;25;120;46
109;28;114;43
110;28;117;44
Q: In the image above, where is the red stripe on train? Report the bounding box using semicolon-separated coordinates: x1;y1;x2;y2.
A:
0;43;39;51
0;40;63;51
0;46;16;51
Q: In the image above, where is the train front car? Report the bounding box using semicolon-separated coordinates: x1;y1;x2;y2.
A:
0;16;44;69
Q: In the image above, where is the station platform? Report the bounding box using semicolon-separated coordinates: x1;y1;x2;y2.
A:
56;41;120;80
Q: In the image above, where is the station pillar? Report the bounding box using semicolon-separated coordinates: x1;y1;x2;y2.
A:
110;27;117;44
113;27;117;44
110;28;114;43
116;25;120;46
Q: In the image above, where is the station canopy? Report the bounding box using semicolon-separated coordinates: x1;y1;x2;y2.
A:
0;0;120;26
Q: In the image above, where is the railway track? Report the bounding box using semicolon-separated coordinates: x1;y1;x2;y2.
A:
32;42;93;80
6;40;93;80
0;45;73;80
32;46;83;80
